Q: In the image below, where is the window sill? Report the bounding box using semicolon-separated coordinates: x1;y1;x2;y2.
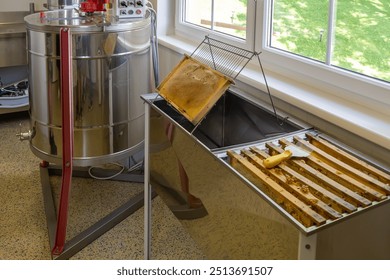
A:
158;34;390;150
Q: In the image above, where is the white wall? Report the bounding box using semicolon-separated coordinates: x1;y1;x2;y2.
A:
1;0;46;11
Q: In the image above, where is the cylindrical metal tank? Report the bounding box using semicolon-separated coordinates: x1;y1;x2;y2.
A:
25;9;154;166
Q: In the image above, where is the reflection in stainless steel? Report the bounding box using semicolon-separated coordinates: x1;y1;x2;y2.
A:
148;90;305;259
46;0;80;10
25;10;154;166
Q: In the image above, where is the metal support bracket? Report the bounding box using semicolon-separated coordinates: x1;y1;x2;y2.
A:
52;27;74;255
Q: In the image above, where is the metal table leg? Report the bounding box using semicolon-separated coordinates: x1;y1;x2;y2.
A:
144;99;152;260
298;232;317;260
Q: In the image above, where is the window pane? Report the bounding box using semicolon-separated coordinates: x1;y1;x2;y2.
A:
184;0;247;39
214;0;247;39
184;0;212;30
270;0;329;62
333;1;390;82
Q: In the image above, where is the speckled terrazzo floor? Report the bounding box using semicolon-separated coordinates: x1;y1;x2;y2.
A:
0;111;205;260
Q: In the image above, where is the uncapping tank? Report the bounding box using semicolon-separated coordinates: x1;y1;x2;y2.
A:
25;9;154;166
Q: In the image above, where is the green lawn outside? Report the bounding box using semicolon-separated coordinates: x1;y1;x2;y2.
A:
271;0;390;82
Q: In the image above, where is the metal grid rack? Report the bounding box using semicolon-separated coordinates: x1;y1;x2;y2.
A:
191;36;286;125
190;35;256;80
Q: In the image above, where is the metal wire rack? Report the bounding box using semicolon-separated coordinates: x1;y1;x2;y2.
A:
190;35;285;125
190;36;256;80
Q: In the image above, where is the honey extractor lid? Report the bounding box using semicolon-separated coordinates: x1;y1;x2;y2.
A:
24;9;151;33
156;54;234;125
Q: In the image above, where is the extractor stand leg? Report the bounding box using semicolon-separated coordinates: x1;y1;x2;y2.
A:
39;161;57;250
51;27;74;256
39;162;156;260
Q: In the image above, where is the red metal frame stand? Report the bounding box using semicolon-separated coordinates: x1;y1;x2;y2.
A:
52;27;74;256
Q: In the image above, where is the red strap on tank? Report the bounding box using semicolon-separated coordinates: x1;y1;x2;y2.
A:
52;27;74;256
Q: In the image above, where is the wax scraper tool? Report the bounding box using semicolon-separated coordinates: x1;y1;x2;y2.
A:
263;145;310;168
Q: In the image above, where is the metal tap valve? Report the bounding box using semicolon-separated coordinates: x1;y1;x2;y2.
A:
16;123;33;141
